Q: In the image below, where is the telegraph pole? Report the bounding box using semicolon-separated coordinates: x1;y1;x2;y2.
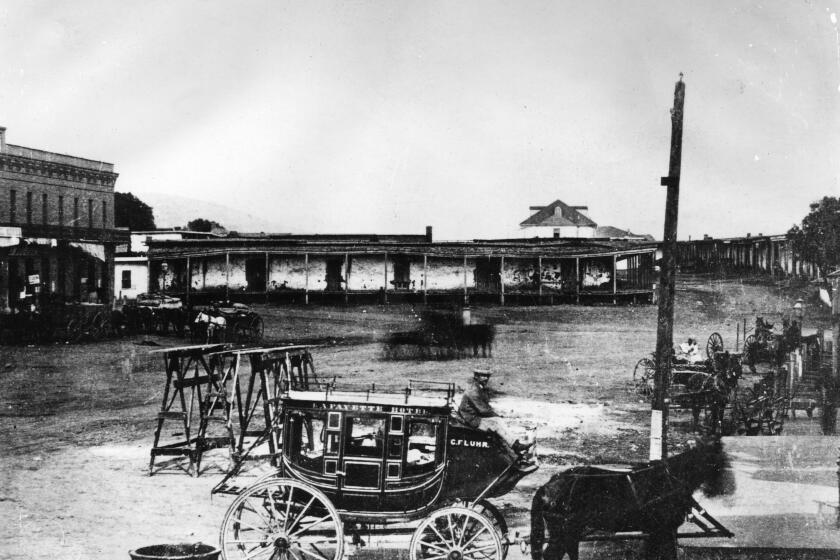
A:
651;74;685;461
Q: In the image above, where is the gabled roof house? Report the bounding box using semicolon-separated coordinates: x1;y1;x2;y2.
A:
520;200;597;238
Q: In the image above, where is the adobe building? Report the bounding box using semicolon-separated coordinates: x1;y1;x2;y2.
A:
115;229;222;300
0;127;124;308
146;230;658;306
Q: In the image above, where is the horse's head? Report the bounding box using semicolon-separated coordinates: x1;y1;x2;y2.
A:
672;436;735;497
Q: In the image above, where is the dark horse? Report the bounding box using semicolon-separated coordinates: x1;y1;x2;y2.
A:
530;438;729;560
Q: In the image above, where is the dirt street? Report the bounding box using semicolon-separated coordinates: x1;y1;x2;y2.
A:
1;274;838;559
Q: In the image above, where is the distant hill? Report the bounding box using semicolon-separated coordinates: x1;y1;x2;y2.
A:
138;191;282;234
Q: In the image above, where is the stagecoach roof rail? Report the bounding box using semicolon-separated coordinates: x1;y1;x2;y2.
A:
408;379;457;402
285;388;453;409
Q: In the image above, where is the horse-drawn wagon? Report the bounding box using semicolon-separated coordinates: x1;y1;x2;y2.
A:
217;377;537;560
191;302;264;344
0;299;112;344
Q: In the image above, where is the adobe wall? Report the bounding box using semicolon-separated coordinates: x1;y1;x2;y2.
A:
502;257;538;291
425;257;475;290
268;255;309;290
348;255;385;291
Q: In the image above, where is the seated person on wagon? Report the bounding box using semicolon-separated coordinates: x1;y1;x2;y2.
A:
457;369;534;461
676;337;703;364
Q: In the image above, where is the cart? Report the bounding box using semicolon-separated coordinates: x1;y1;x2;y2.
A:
632;332;738;400
217;379;537;560
191;302;263;344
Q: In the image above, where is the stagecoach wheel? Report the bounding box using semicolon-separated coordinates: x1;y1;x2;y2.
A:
249;316;264;342
706;332;724;361
472;500;509;559
410;506;503;560
743;335;758;373
632;358;655;399
220;478;343;560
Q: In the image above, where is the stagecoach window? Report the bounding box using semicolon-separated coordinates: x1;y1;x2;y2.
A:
288;412;325;471
344;416;385;458
405;420;438;475
388;436;403;459
327;412;341;429
326;433;340;455
389;415;403;433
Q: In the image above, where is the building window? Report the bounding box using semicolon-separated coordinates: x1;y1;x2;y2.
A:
9;190;16;223
26;192;32;224
121;270;131;289
58;195;64;225
73;198;79;227
88;199;93;228
42;193;48;225
102;200;108;229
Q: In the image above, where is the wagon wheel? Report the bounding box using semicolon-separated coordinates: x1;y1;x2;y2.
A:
743;335;758;373
472;499;509;559
632;358;655;399
410;506;503;560
233;319;250;343
248;315;264;342
706;332;724;361
220;478;344;560
65;318;83;343
89;313;105;341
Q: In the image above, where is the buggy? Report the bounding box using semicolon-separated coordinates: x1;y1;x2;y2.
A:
192;302;264;344
218;377;537;560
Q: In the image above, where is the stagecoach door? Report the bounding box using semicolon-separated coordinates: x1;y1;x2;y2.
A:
336;412;388;511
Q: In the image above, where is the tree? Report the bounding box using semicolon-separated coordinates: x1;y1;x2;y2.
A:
788;196;840;277
114;192;156;231
187;218;225;233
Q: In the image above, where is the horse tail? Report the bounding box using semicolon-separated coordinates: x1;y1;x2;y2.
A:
530;485;546;560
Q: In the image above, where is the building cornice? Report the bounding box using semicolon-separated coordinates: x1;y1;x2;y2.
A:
0;152;118;187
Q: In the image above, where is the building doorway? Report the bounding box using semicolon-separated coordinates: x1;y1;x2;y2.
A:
245;257;266;292
325;258;345;291
474;258;501;292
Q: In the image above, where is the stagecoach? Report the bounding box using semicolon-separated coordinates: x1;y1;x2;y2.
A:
218;379;537;560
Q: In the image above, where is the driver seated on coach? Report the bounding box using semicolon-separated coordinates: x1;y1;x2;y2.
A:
456;369;534;462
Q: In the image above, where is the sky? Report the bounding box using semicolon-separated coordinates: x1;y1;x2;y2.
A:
0;1;838;241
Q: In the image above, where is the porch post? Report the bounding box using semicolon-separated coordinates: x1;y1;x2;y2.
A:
537;256;543;299
265;251;270;302
575;257;580;304
463;255;468;305
384;252;388;304
344;252;349;304
304;253;309;305
423;254;428;305
499;256;505;306
186;256;191;307
613;254;617;304
225;251;230;302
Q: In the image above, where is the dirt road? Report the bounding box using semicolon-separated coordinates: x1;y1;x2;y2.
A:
1;274;837;559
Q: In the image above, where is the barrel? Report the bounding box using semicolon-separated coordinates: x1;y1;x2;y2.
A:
129;543;220;560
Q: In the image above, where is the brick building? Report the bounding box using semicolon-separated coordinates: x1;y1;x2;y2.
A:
0;127;124;309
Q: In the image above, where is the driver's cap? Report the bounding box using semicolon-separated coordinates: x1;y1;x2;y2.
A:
473;368;492;378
